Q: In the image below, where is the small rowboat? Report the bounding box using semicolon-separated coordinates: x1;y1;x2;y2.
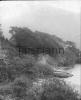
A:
53;71;73;78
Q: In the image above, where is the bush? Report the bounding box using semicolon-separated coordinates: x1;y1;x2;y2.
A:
41;78;80;100
11;79;32;100
33;63;55;78
25;78;80;100
12;80;27;98
0;66;8;83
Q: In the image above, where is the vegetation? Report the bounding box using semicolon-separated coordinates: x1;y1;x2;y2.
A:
9;27;63;57
0;78;80;100
0;25;81;100
9;26;81;66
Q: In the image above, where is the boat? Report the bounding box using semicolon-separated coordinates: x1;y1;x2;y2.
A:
53;70;73;78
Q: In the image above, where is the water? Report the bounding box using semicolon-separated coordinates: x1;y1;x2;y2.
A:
64;64;81;94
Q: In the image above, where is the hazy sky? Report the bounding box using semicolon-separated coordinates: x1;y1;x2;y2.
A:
0;1;80;49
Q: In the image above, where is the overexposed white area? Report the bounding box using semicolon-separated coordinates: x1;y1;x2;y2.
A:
65;64;81;94
0;1;80;48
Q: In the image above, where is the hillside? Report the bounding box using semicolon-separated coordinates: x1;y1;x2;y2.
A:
0;26;81;100
9;26;81;66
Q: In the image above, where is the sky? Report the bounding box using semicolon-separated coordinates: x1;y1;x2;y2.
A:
0;1;80;49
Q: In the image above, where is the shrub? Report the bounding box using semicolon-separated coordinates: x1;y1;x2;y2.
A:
0;66;8;83
25;78;80;100
11;80;30;100
41;78;80;100
33;63;55;79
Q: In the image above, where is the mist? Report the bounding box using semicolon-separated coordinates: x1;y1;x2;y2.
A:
0;1;80;49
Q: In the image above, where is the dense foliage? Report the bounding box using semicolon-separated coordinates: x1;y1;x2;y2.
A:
0;54;80;100
0;25;81;100
9;27;63;57
9;26;81;66
0;78;80;100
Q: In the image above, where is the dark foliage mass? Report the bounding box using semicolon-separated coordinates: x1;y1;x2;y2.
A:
9;26;81;66
9;27;63;57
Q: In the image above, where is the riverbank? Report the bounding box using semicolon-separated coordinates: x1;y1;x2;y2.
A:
64;64;81;94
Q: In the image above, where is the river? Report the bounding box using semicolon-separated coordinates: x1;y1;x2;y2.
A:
64;64;81;94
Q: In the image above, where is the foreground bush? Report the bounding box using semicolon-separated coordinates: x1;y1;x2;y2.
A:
0;78;80;100
29;78;80;100
41;78;80;100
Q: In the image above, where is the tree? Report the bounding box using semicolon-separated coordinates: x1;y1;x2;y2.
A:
66;41;76;48
9;26;62;57
9;27;41;55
